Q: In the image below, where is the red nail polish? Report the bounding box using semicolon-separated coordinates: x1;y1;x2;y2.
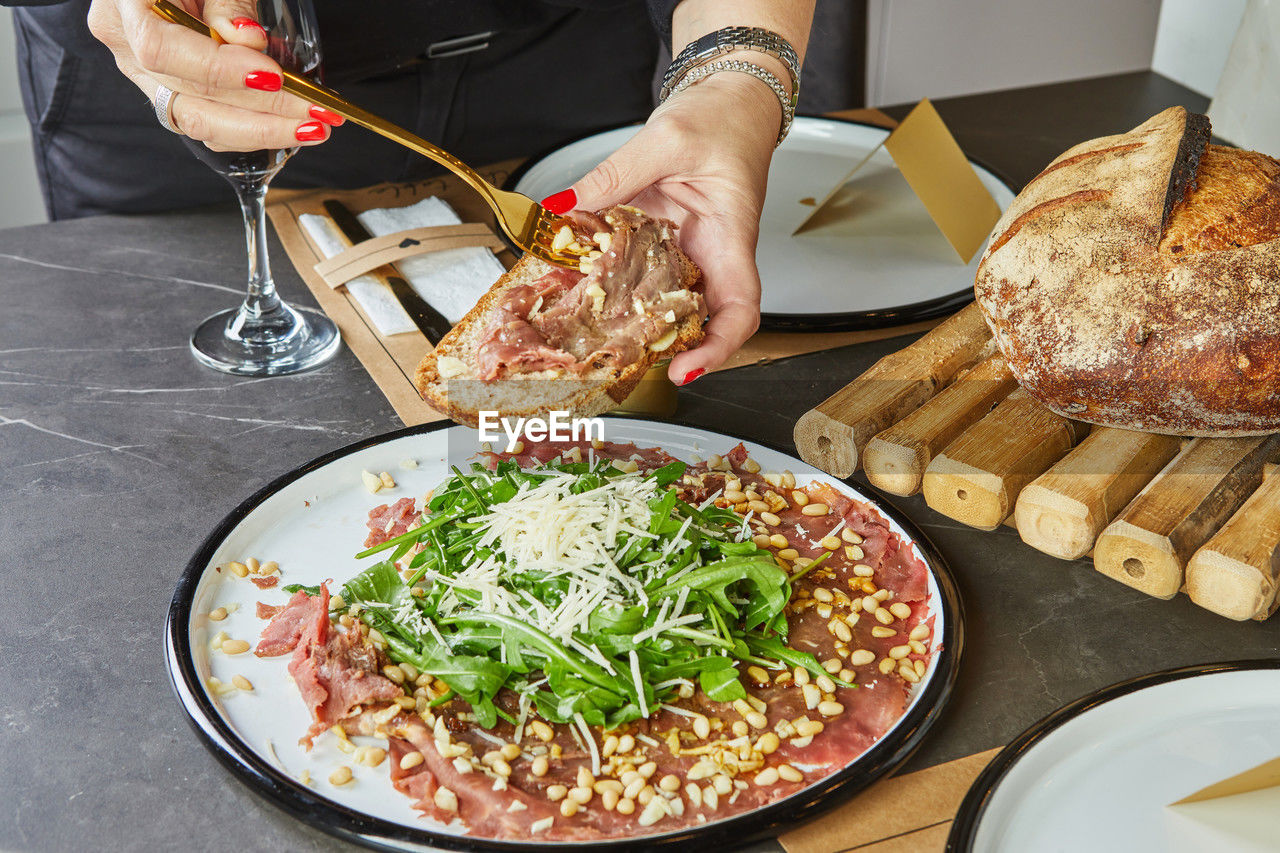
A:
245;71;282;92
680;368;705;386
230;17;265;34
295;121;326;142
540;189;577;215
308;105;345;127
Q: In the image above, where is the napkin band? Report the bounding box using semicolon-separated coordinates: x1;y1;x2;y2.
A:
315;223;509;290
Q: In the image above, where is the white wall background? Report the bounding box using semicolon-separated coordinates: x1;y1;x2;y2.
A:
0;4;1258;227
0;12;45;228
1151;0;1247;96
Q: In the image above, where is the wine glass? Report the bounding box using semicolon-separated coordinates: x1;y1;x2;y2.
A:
186;0;340;376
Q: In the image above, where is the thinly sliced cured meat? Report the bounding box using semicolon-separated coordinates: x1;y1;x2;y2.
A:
364;498;418;549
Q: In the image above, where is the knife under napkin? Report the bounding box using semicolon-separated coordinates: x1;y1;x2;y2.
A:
322;199;453;345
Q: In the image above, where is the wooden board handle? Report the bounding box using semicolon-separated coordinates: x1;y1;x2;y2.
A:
1093;435;1280;599
1186;464;1280;620
863;354;1016;496
794;303;994;478
1014;429;1183;561
921;388;1089;530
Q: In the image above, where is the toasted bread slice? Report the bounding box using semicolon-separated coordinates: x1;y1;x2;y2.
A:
415;249;703;428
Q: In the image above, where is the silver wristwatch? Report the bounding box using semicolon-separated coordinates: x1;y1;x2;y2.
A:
659;27;801;145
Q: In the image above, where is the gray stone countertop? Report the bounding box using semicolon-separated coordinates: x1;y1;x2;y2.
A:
2;72;1276;852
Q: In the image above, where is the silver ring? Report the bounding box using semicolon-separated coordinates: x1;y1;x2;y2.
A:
153;85;181;134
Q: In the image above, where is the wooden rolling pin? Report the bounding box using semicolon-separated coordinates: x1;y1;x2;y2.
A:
794;302;994;478
1093;436;1280;599
1014;429;1183;560
1186;464;1280;621
921;389;1090;530
863;354;1017;496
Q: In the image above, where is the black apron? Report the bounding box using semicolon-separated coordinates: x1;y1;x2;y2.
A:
11;0;670;219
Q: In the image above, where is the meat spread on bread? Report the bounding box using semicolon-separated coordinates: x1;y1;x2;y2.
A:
975;106;1280;436
415;205;705;427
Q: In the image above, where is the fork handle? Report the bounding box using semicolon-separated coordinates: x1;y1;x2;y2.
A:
150;0;499;207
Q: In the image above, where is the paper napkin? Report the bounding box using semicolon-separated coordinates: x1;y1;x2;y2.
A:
299;196;505;337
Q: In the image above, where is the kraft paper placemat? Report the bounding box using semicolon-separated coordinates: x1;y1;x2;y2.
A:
780;748;1000;853
265;108;947;427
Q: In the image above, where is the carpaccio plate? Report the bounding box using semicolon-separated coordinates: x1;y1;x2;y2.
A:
166;418;964;851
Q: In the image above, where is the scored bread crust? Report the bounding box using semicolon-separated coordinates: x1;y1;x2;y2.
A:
414;250;703;428
974;106;1280;436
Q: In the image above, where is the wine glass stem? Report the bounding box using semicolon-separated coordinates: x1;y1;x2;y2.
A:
234;175;282;320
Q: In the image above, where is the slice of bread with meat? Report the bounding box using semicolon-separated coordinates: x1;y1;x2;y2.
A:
415;206;704;428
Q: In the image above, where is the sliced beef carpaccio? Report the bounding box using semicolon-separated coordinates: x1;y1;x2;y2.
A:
254;440;935;840
255;586;403;742
364;497;419;549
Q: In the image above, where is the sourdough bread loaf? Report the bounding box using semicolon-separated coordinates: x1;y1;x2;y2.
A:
974;107;1280;436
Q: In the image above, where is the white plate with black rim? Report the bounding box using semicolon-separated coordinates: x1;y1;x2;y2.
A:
506;117;1018;332
165;417;964;851
948;660;1280;853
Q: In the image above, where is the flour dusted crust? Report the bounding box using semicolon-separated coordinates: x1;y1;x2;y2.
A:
974;107;1280;436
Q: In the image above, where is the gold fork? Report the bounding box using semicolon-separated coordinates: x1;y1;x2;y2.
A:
152;0;580;270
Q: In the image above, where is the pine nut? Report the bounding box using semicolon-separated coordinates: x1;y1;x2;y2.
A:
802;682;820;709
890;602;912;620
547;785;568;801
708;454;723;469
637;786;655;806
560;799;578;818
530;720;554;742
795;718;825;737
754;767;779;786
777;548;799;561
208;607;228;622
849;649;876;666
747;665;769;683
756;732;780;754
724;489;747;503
617;734;635;754
815;674;836;694
568;786;592;805
616;797;636;815
846;544;866;560
861;595;879;612
492;759;513;777
637;796;666;826
500;743;521;762
817;701;844;717
747;499;770;514
576;765;595;789
820;536;841;550
400;751;425;770
692;714;711;739
778;764;804;783
816;603;833;619
245;557;260;573
329;766;353;786
760;511;781;526
781;470;796;489
220;639;249;655
712;775;733;795
686;783;702;807
875;608;894;625
789;490;809;507
261;560;279;575
601;734;619;757
853;563;875;577
733;720;749;737
873;588;892;602
900;661;921;683
594;779;623;794
659;774;681;792
639;761;658;780
841;528;864;544
910;640;928;655
915;659;927;677
878;657;896;674
743;458;761;474
813;587;833;603
746;711;768;730
702;787;719;810
365;748;387;767
601;789;620;811
889;644;911;659
794;666;810;686
227;561;249;578
829;619;852;643
753;534;772;549
871;626;897;638
381;665;406;684
452;757;472;774
910;624;931;641
822;658;843;674
790;735;813;748
232;674;253;691
769;533;788;549
801;503;829;516
840;668;857;683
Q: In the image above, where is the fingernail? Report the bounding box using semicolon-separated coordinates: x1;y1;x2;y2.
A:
540;189;577;215
245;71;282;92
680;368;705;386
295;121;326;142
308;105;345;127
230;17;265;34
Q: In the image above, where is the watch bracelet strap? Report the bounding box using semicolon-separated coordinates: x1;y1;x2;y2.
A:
664;59;794;147
660;26;801;102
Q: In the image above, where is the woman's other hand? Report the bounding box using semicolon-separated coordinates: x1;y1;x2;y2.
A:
87;0;342;150
555;72;779;385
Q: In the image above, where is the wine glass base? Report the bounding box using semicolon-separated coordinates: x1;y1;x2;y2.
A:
190;305;341;376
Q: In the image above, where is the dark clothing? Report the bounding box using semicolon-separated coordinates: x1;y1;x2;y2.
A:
10;1;678;219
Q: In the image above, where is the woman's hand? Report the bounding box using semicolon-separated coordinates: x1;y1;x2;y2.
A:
87;0;341;151
553;73;780;385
